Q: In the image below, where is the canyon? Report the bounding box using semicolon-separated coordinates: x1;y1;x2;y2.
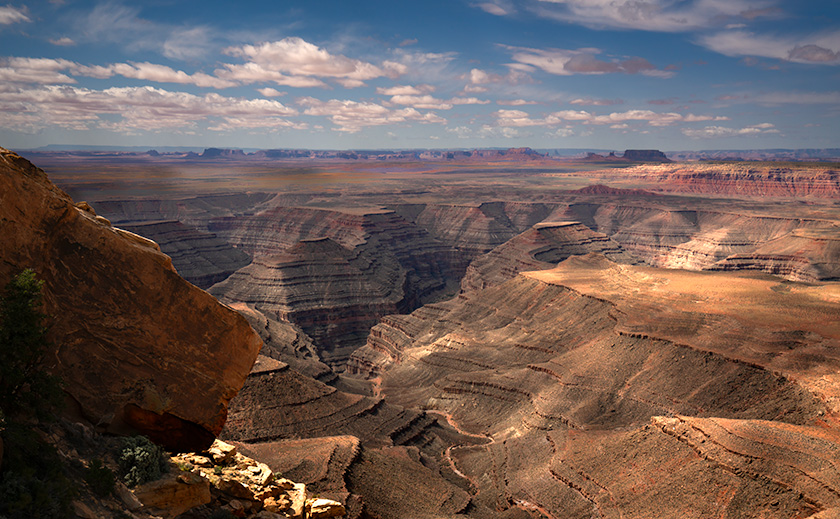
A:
7;148;840;518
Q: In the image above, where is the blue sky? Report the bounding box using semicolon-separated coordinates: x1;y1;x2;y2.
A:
1;0;838;150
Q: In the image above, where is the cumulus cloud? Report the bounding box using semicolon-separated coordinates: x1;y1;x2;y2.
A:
389;94;453;110
450;97;490;105
225;38;387;86
0;84;299;134
532;0;777;32
215;62;327;88
0;57;77;84
698;30;840;64
376;84;435;96
494;107;727;127
110;62;237;88
0;4;29;24
0;56;240;88
257;87;285;97
681;123;779;138
503;45;673;77
298;96;446;132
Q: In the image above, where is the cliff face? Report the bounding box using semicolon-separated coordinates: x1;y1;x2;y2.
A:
120;220;251;289
617;163;840;198
0;148;262;451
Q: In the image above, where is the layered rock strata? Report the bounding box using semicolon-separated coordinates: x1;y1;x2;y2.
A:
209;207;467;367
0;148;262;451
346;254;840;517
120;220;251;288
460;221;639;292
610;163;840;198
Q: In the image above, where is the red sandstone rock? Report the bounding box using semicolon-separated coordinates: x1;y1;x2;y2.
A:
0;148;262;451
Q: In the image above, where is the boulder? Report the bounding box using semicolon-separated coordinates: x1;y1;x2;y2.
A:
0;148;262;452
307;498;347;518
133;470;211;518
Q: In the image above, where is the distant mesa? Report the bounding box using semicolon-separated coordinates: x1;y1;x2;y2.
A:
200;147;246;158
622;149;671;162
583;149;672;163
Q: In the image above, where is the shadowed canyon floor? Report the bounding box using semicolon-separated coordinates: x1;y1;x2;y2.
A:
28;152;840;518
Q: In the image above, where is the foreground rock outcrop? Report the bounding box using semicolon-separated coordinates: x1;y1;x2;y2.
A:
0;148;262;451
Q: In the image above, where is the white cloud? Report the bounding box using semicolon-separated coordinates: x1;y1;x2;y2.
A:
681;123;779;138
299;96;446;132
473;2;511;16
257;87;285;97
0;84;299;133
389;94;453;110
376;84;435;96
0;57;77;84
450;97;490;105
447;126;473;138
570;97;623;106
533;0;777;32
110;62;237;89
698;30;840;64
464;84;488;93
49;37;76;46
493;107;727;127
225;38;387;86
497;99;539;105
215;62;327;88
503;45;673;77
0;4;29;24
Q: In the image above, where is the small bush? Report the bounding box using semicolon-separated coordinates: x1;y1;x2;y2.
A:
84;459;115;497
0;269;63;421
118;436;168;487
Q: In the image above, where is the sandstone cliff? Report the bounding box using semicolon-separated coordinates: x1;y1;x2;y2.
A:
0;148;262;451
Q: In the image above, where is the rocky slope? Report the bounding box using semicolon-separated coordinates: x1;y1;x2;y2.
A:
392;201;555;258
346;254;840;517
120;220;251;288
0;147;262;451
221;355;494;518
460;221;639;292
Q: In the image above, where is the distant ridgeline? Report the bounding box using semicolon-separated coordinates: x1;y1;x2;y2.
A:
583;149;672;163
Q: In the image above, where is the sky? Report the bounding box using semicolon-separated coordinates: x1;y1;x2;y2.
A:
0;0;838;151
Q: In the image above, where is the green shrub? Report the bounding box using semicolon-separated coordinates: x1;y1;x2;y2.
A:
84;459;115;497
0;269;64;421
118;436;168;487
